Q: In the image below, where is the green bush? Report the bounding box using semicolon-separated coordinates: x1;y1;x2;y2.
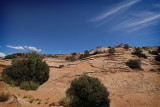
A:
4;54;17;59
126;59;141;70
71;52;77;56
108;48;115;55
27;51;42;60
149;50;159;55
124;44;129;50
92;50;104;55
20;81;39;90
65;55;76;62
155;55;160;62
132;48;147;59
59;65;64;68
157;46;160;53
79;50;90;59
2;57;49;87
66;75;110;107
150;69;156;72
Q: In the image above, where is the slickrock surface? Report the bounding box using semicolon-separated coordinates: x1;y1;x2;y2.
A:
0;46;159;107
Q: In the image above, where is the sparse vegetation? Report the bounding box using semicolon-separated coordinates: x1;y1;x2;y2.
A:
124;44;129;50
150;69;156;72
155;55;160;62
108;47;115;55
64;75;110;107
132;48;147;59
59;95;70;107
29;98;35;103
20;81;39;90
59;65;64;68
157;46;160;53
71;52;77;56
126;59;141;70
65;55;76;62
0;88;12;102
4;54;17;59
79;50;90;59
149;50;159;55
92;50;104;55
2;52;49;90
49;102;55;107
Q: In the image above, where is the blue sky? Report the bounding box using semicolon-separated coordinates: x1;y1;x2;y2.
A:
0;0;160;57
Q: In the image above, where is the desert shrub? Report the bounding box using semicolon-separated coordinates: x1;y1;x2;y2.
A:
59;65;64;68
108;47;115;55
49;102;55;107
79;50;90;59
2;57;49;87
92;50;103;55
0;88;12;102
20;81;39;90
149;50;159;55
27;51;42;60
150;69;156;72
96;46;102;49
126;59;141;70
71;52;77;56
157;46;160;53
4;54;17;59
59;95;71;107
65;55;76;62
132;48;147;59
66;75;110;107
124;44;129;50
155;55;160;62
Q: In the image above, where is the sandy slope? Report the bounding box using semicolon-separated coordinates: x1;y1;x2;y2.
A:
0;47;160;107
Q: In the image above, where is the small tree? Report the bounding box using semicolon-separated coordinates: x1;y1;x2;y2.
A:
2;52;49;90
124;44;129;50
155;55;160;62
132;48;147;59
79;50;90;59
157;46;160;53
66;75;110;107
126;59;141;70
4;54;17;59
108;48;115;55
65;55;76;62
149;50;159;55
71;52;77;56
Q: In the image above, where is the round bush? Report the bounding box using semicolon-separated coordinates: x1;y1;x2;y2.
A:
155;55;160;62
2;58;49;86
126;59;141;70
66;75;110;107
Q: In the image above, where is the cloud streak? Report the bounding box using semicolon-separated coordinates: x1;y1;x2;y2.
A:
90;0;160;33
24;46;42;52
0;52;6;58
90;0;140;22
6;45;24;50
6;45;42;52
127;13;160;27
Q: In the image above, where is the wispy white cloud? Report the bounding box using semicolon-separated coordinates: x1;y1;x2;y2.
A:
91;0;160;33
90;0;140;22
6;45;24;50
127;13;160;27
0;52;6;58
24;46;42;52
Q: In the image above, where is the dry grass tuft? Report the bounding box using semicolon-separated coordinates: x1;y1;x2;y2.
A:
0;87;12;102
